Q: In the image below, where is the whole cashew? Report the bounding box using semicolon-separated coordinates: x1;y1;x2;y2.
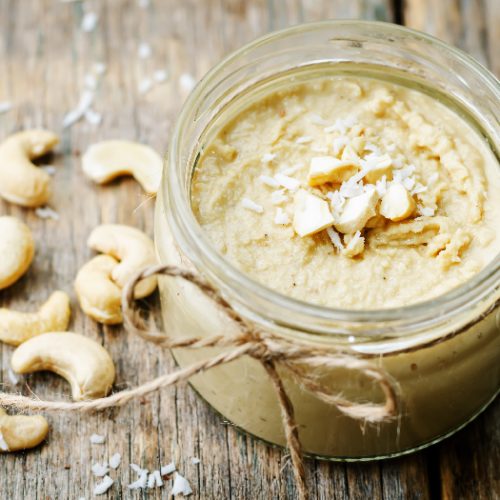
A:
11;332;116;401
0;408;49;452
0;129;59;207
81;140;162;194
87;224;157;299
0;216;35;290
74;255;123;324
0;291;71;346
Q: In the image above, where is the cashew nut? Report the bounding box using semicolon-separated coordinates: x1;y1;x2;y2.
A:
0;129;59;207
75;255;123;324
87;224;157;299
11;332;116;401
82;140;163;194
0;408;49;452
0;216;35;290
0;291;71;346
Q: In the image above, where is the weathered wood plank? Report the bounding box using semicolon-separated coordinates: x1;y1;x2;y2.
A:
0;1;498;499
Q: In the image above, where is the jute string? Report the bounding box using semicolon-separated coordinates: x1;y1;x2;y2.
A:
0;264;400;500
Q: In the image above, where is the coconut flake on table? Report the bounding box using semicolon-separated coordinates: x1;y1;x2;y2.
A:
62;90;95;128
258;174;280;188
0;101;12;114
93;475;114;495
128;470;148;490
148;470;163;488
138;42;152;59
160;462;176;476
241;197;264;213
81;11;98;33
191;457;201;465
138;78;154;95
84;73;98;90
35;206;60;221
326;227;344;252
109;453;121;469
271;189;288;205
91;462;110;477
89;433;106;444
93;62;107;75
295;135;313;144
0;431;10;451
274;173;300;191
171;473;193;496
179;73;196;93
130;463;148;475
153;69;169;83
84;108;102;126
274;207;290;225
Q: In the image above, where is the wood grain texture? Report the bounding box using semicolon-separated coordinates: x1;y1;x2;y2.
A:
0;0;498;499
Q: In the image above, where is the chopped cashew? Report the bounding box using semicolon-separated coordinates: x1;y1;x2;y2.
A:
342;232;365;257
333;189;379;234
0;408;48;452
308;156;359;186
364;164;393;184
380;183;416;221
0;129;59;207
11;332;115;401
0;216;35;290
87;224;157;299
75;255;123;324
293;189;334;237
0;291;71;346
82;140;163;194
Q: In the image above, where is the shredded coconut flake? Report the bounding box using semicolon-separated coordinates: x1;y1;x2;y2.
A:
93;62;107;75
160;462;176;476
329;191;345;213
274;208;290;225
326;227;344;251
295;135;313;144
179;73;196;93
402;177;415;191
147;473;156;489
241;198;264;213
81;12;98;32
428;172;439;184
84;73;97;90
130;463;148;475
412;183;428;195
191;457;200;465
271;189;288;205
35;207;60;221
90;433;105;444
274;173;300;191
310;145;328;154
0;431;10;451
171;473;193;496
281;163;303;175
91;462;110;477
419;205;435;217
258;175;279;188
0;101;12;114
93;475;114;495
375;176;387;196
339;178;364;198
138;42;152;59
332;136;349;156
62;90;95;128
147;470;163;488
324;117;356;135
153;69;169;83
109;453;121;469
309;113;330;126
260;153;276;163
138;78;153;95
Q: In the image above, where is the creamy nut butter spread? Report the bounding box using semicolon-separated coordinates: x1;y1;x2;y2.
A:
192;77;499;309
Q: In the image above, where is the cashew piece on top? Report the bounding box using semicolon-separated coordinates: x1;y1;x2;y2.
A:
0;129;59;207
82;140;163;194
0;408;49;452
87;224;157;299
0;216;35;290
75;255;123;324
11;332;116;401
0;291;71;346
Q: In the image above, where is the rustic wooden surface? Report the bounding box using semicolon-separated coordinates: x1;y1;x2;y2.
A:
0;0;498;498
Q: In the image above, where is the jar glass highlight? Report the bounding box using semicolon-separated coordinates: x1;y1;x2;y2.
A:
155;21;500;459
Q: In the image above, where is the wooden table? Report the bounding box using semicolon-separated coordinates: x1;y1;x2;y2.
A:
0;1;498;498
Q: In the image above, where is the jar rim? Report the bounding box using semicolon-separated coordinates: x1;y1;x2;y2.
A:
163;20;500;335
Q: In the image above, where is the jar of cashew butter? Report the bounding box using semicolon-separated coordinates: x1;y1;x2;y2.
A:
155;21;500;459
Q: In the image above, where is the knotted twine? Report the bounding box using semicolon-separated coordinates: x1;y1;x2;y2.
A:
0;264;400;500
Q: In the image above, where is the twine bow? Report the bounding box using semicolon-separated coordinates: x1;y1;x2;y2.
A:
0;264;400;500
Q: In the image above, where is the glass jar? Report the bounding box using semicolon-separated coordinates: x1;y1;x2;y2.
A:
155;21;499;459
